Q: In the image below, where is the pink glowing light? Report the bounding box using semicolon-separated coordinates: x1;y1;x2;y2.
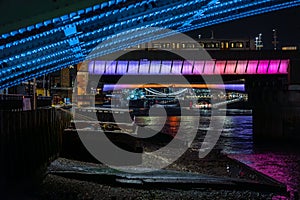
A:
203;60;215;74
268;60;280;74
225;60;237;74
246;60;258;74
193;60;205;74
279;60;289;74
214;61;226;74
257;60;270;74
172;60;183;74
235;60;248;74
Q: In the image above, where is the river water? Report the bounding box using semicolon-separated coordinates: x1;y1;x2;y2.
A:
217;115;300;196
135;111;300;198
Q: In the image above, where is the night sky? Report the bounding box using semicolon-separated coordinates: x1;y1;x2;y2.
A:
187;6;300;49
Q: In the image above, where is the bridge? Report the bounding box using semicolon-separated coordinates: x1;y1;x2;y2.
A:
87;59;289;75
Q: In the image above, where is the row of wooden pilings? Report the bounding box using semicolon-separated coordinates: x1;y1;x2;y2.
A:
0;108;72;193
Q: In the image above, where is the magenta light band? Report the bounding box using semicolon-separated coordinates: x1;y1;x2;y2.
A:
161;60;172;74
257;60;269;74
193;60;205;74
235;60;248;74
215;60;226;74
172;60;183;74
279;60;289;74
203;60;215;74
268;60;280;74
182;60;193;75
225;60;237;74
139;60;150;74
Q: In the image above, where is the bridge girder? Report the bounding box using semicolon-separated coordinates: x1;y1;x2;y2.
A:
0;0;300;89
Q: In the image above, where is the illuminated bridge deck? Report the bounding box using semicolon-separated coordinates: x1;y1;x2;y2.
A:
88;59;289;75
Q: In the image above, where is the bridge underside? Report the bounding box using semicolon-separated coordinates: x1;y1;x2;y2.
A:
1;0;300;89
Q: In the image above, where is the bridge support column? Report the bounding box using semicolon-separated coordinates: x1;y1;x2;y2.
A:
247;78;300;142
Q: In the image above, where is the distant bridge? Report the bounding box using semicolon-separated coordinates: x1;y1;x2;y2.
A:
88;59;289;76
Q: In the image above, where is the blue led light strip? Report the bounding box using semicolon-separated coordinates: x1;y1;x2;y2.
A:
0;58;82;89
178;0;300;33
0;53;84;83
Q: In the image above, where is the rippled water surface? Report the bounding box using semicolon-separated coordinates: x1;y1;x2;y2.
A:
136;112;300;195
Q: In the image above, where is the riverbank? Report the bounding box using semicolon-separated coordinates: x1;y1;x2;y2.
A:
14;142;287;200
22;152;282;200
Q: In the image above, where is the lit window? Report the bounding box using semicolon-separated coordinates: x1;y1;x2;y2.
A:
172;43;176;49
221;42;224;49
152;43;161;48
237;42;243;48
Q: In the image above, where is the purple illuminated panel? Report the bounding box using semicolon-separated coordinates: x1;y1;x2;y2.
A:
139;60;150;74
225;60;237;74
214;61;226;74
225;84;245;91
149;60;161;74
127;61;139;74
182;60;193;75
88;61;94;74
268;60;280;74
94;61;106;74
105;61;117;74
160;61;172;74
279;60;289;74
246;60;258;74
235;60;248;74
171;60;183;74
257;60;269;74
116;61;128;75
193;60;205;74
203;60;215;75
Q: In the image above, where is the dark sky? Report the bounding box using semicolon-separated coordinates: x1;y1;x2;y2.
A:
187;6;300;49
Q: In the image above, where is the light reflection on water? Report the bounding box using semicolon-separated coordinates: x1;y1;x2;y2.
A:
220;115;300;195
136;113;300;195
